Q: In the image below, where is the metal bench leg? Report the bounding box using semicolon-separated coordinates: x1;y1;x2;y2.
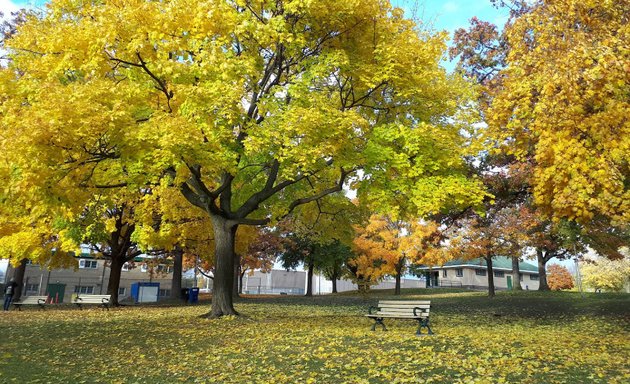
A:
417;318;434;336
371;318;387;331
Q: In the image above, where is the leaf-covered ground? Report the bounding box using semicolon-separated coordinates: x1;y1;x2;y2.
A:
0;290;628;383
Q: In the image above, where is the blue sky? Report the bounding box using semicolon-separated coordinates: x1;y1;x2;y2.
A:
394;0;508;34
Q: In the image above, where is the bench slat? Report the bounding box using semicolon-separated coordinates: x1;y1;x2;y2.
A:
377;301;431;305
378;304;430;309
13;296;48;311
72;295;111;310
378;308;429;313
368;313;428;317
14;296;48;304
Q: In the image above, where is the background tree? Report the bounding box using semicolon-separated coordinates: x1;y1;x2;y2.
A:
487;0;630;224
240;230;281;295
278;235;319;297
524;214;583;291
452;1;629;277
312;240;353;294
351;215;439;295
1;0;486;317
277;196;360;296
64;200;144;306
446;205;532;297
546;264;574;291
581;257;630;293
345;245;387;294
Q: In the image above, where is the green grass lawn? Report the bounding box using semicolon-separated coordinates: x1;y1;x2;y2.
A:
0;290;628;383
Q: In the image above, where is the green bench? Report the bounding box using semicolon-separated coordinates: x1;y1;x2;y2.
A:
367;300;433;335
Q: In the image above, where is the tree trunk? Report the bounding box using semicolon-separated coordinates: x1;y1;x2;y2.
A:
233;253;241;298
239;270;246;295
394;258;404;295
485;256;495;298
12;258;28;302
512;256;523;291
331;271;338;294
107;257;124;306
394;273;402;295
205;216;238;318
536;249;550;291
305;260;314;297
170;247;183;300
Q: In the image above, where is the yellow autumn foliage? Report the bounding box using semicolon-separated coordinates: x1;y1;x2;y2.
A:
487;0;630;224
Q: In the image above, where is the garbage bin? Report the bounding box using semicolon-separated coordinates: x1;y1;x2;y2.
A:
181;288;190;303
189;287;199;304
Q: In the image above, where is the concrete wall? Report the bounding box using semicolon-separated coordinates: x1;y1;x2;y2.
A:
243;269;425;295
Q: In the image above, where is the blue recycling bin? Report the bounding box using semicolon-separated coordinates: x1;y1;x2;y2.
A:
189;287;199;304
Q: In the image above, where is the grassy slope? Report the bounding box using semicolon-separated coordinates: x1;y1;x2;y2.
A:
0;290;628;383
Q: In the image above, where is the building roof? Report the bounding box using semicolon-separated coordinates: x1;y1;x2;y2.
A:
418;256;538;273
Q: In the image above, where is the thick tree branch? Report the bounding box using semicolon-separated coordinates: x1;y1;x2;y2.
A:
284;167;351;215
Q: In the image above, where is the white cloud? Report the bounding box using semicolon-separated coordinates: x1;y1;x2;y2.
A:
0;0;20;17
442;1;459;13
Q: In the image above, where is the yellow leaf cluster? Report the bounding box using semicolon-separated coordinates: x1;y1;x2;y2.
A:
487;0;630;224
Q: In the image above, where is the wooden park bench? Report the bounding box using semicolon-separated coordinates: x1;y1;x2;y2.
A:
367;300;433;335
72;294;111;310
12;295;48;311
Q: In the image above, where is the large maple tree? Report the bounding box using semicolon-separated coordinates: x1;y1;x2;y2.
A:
0;0;486;317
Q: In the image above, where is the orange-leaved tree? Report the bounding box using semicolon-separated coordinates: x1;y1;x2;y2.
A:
350;215;439;294
547;264;574;291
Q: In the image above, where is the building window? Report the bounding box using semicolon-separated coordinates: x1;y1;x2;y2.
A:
456;269;463;277
475;269;486;276
442;269;447;278
74;286;94;294
494;270;505;278
140;263;149;273
25;283;39;293
79;259;98;269
159;289;171;297
530;274;539;280
157;265;173;274
122;263;131;271
118;287;126;296
520;274;524;281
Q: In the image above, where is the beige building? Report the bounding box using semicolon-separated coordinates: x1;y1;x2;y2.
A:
3;256;177;303
416;256;540;291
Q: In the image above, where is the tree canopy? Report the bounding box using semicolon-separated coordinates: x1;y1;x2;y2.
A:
486;0;630;224
1;0;487;316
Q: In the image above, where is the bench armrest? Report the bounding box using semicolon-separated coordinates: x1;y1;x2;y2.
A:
413;307;428;317
102;298;110;304
37;298;46;304
368;306;380;315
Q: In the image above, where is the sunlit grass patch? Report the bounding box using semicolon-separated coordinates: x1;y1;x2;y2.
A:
0;291;628;383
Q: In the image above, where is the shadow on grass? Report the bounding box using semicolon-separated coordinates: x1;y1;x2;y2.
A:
233;288;630;321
